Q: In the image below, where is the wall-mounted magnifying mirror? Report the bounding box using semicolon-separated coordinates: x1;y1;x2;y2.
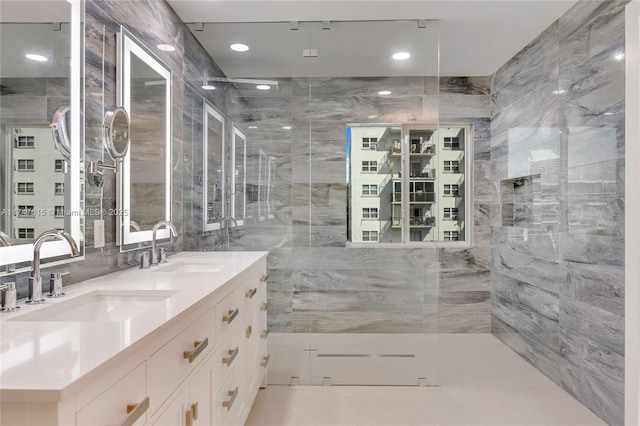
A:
0;0;84;272
203;102;225;232
88;107;130;188
116;27;172;248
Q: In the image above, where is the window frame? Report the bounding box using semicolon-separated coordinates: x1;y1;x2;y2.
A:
361;160;378;173
362;207;379;219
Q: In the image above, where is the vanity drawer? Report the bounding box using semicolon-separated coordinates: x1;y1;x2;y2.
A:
214;368;242;426
148;306;216;415
76;362;147;426
212;330;239;391
216;289;241;340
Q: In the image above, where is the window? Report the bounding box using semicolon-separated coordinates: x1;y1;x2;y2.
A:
17;228;35;239
361;161;378;172
444;231;459;241
14;135;35;148
444;137;460;149
443;184;459;196
54;159;65;172
362;207;378;219
362;137;378;150
443;207;459;220
54;205;65;217
443;160;460;173
348;124;470;245
17;159;35;171
54;182;64;195
362;231;378;242
362;184;378;196
17;205;35;217
17;182;34;194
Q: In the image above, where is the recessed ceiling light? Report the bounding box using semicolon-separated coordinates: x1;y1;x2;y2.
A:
256;85;271;90
26;53;47;62
282;126;292;130
604;112;614;116
248;126;258;129
614;52;625;61
157;44;175;52
378;90;392;95
552;89;566;95
230;43;249;52
368;115;379;119
202;84;216;90
392;52;411;61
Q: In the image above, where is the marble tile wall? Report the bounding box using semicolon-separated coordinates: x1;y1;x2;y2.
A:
220;76;494;334
490;1;626;424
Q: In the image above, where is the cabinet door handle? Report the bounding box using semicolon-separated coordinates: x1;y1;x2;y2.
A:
260;302;268;311
223;347;239;366
261;329;270;339
191;402;199;421
223;308;239;324
183;338;208;363
261;354;270;367
246;287;257;299
246;325;252;338
260;274;268;283
186;409;193;426
222;387;239;411
111;397;149;426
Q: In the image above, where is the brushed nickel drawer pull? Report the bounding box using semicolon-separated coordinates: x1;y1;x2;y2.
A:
260;274;268;283
222;387;239;410
186;409;193;426
261;354;270;367
112;397;149;426
223;308;239;324
246;287;257;299
261;329;270;339
183;338;208;363
223;347;239;366
260;302;268;311
246;325;252;338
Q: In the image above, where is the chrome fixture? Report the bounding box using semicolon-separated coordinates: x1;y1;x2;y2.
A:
48;272;69;298
0;231;16;273
139;251;150;269
150;221;178;266
217;216;238;251
0;282;19;312
26;230;79;304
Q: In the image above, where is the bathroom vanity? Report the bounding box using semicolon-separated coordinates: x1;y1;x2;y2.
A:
0;251;268;426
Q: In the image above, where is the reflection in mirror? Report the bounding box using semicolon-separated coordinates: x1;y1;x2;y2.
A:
0;0;83;270
231;125;246;226
203;102;225;232
117;27;172;247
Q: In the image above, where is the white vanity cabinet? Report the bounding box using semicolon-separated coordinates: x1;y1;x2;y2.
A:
0;252;268;426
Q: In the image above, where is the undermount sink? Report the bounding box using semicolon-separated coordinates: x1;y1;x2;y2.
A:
153;261;229;273
10;290;177;322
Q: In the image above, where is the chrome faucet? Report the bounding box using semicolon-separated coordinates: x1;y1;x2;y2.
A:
150;221;178;266
26;230;79;304
0;231;16;273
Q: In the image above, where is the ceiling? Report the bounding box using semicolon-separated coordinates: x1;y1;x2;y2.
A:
167;0;579;77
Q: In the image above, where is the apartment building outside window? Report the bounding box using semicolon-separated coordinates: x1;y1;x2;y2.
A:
348;124;472;245
54;182;64;195
14;135;35;148
17;182;34;194
362;184;378;196
17;205;35;217
361;160;377;172
17;159;35;171
54;206;65;217
362;137;378;150
17;228;35;239
54;159;65;172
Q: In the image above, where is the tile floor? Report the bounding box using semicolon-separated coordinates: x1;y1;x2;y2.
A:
246;334;606;425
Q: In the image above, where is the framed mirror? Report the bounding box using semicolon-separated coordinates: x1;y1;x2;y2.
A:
116;27;172;248
203;102;225;232
0;0;84;270
231;125;246;226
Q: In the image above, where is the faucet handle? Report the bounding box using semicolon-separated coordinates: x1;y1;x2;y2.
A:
1;282;20;312
139;251;150;269
48;272;68;298
159;247;168;263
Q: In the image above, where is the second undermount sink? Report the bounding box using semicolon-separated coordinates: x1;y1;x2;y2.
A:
153;261;229;273
10;290;177;322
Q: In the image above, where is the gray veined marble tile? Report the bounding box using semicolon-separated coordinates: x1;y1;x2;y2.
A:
563;261;624;316
491;248;564;294
291;311;423;334
293;268;426;293
439;291;490;333
292;290;423;314
492;272;559;322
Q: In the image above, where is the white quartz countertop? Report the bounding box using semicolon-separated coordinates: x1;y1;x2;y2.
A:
0;251;267;401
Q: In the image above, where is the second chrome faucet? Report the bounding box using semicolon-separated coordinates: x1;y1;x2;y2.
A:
149;221;178;266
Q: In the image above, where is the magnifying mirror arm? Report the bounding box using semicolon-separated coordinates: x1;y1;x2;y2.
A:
0;232;16;273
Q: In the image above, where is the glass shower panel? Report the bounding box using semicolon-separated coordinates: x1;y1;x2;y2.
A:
306;20;440;386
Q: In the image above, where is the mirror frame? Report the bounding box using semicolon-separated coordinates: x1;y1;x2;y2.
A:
231;124;246;226
203;101;225;233
116;27;172;247
0;0;83;268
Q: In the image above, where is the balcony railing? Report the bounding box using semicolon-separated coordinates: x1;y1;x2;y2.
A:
391;192;436;203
